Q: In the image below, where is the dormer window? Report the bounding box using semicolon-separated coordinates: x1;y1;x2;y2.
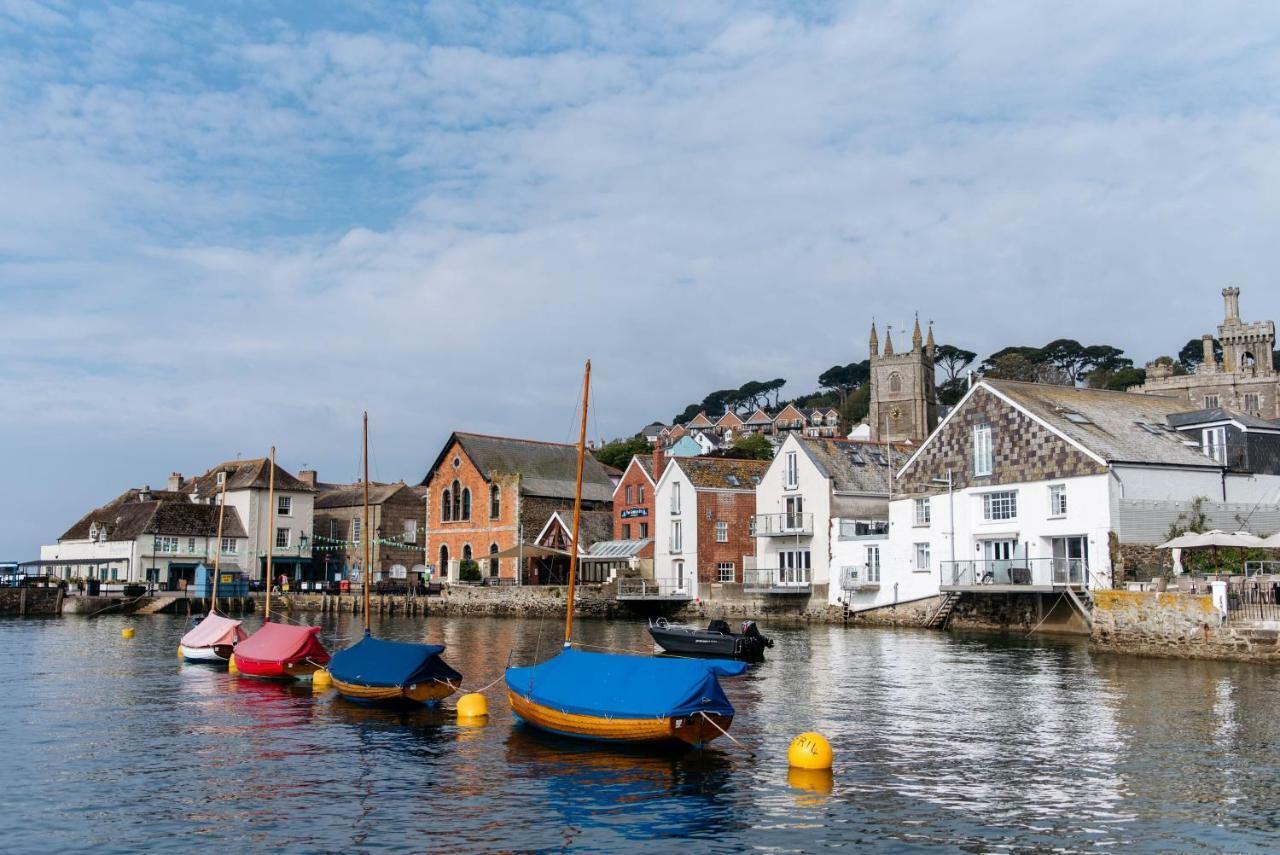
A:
216;471;226;487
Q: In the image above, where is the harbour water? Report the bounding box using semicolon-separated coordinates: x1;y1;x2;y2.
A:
3;613;1280;852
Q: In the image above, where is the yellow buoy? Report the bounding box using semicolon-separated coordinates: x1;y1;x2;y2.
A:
311;669;332;690
456;692;489;719
228;654;238;674
177;645;184;658
787;766;834;796
788;732;833;771
121;627;135;639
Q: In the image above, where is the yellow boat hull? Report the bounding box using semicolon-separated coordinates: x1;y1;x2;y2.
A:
507;690;732;746
333;676;460;705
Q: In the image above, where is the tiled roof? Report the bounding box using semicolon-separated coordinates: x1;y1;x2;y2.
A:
424;432;614;503
672;457;769;490
182;458;314;497
315;482;416;509
60;488;246;542
984;379;1212;467
745;408;774;424
796;437;910;495
716;411;745;427
1167;407;1280;431
686;411;715;428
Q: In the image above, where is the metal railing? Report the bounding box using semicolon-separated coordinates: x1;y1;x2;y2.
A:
1227;580;1280;622
840;565;880;591
940;558;1088;587
837;520;889;540
752;513;814;537
1245;561;1280;577
616;578;693;599
743;566;812;593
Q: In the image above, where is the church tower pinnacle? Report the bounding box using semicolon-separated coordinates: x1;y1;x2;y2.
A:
869;321;879;358
912;313;923;352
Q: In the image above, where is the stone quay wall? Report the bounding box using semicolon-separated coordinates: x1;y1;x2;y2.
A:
0;586;63;616
1090;590;1280;663
845;595;945;628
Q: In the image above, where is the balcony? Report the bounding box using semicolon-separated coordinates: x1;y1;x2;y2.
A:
839;565;881;592
940;558;1089;592
616;578;694;601
837;520;889;541
743;566;812;595
752;513;814;537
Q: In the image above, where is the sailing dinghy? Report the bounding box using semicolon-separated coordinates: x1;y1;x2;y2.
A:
504;360;746;746
179;469;245;664
328;413;463;705
231;446;331;681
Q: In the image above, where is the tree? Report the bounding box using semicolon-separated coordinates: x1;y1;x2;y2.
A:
736;380;766;410
983;352;1041;382
934;344;977;383
937;376;969;405
729;433;774;460
1179;337;1222;372
817;360;869;404
700;389;738;417
1039;339;1091;384
1149;355;1187;376
593;436;653;471
672;403;701;424
762;378;787;408
840;384;870;424
1094;366;1146;391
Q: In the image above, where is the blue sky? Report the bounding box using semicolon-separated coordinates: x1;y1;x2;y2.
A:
3;1;1280;558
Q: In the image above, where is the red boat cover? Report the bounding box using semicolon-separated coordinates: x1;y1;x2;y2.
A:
234;622;330;670
180;613;248;648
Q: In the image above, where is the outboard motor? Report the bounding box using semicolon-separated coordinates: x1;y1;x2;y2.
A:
741;620;773;648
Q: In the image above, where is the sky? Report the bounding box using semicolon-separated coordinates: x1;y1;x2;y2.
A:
3;0;1280;559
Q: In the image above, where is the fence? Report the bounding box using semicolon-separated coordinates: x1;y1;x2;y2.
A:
940;557;1087;587
1227;580;1280;623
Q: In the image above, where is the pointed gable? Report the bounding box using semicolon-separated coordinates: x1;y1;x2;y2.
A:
774;404;806;425
745;408;774;425
686;411;715;429
715;411;745;429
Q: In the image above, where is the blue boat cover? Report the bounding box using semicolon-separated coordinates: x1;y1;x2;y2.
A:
328;635;462;688
505;648;747;719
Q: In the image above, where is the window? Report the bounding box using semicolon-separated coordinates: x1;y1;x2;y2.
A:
749;516;757;536
715;521;729;542
187;537;196;552
1204;394;1220;409
1049;484;1067;517
638;522;648;538
671;482;681;514
914;542;931;571
221;537;237;555
889;372;902;393
403;519;417;543
982;491;1018;521
717;562;735;583
351;518;362;543
914;498;931;526
784;495;805;530
622;523;631;539
488;543;499;577
778;549;811;584
275;528;290;549
1245;393;1261;413
216;471;226;487
461;488;471;520
1202;427;1226;464
866;545;881;582
451;480;462;521
277;495;292;517
625;485;634;504
490;484;501;519
638;485;645;503
441;488;452;522
438;545;449;571
973;424;993;476
155;536;178;553
670;520;682;553
784;452;799;488
462;544;472;562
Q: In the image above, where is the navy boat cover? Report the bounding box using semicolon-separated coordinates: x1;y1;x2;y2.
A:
505;648;747;719
329;635;462;688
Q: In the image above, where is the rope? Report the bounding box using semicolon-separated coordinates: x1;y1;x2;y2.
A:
1026;592;1069;636
697;711;754;755
568;640;710;662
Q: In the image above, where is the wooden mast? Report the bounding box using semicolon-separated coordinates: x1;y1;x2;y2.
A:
564;359;590;647
212;471;227;613
265;447;276;621
363;412;371;634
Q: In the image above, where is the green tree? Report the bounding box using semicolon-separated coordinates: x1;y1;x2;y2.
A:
983;351;1041;382
1179;337;1222;372
1088;365;1146;391
729;433;774;460
840;384;870;424
593;436;652;470
817;360;869;404
934;344;977;383
937;376;969;405
672;403;701;424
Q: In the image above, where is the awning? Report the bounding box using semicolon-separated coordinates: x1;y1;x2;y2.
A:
487;543;573;560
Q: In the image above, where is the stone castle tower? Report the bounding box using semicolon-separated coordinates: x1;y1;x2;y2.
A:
868;315;938;443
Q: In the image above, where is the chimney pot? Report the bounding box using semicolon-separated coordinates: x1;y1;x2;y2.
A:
299;469;317;489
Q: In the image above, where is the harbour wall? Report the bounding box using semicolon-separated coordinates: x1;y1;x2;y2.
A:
0;587;62;616
1090;590;1280;663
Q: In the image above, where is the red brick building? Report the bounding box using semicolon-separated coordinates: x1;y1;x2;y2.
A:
611;446;664;547
419;432;613;584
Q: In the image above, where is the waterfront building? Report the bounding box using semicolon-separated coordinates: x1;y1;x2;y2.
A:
714;410;745;439
311;481;426;588
885;379;1280;616
741;408;775;435
36;485;247;587
652;457;769;599
666;435;703;457
419;432;613;584
612;447;663;544
868;315;938;443
751;433;903;610
1136;288;1279;418
180;459;316;583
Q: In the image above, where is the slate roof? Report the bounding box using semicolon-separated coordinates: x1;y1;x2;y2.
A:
686;411;715;428
182;458;314;497
745;408;774;424
315;482;416;509
716;411;745;427
672;457;769;490
796;437;911;495
422;432;615;503
1167;408;1280;432
984;379;1214;468
60;488;247;542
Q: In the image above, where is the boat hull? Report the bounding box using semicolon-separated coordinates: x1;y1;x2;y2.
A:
648;621;770;662
181;644;233;664
332;677;460;706
235;657;325;682
507;689;732;746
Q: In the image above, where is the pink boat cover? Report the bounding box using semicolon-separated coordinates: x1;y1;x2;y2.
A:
234;622;326;663
180;613;248;648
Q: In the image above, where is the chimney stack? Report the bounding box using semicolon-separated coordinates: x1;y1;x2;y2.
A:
1201;334;1217;372
298;469;317;489
167;472;182;491
652;441;666;480
139;485;152;502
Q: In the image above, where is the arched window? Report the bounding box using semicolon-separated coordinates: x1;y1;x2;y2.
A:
889;372;902;393
451;479;462;521
438;544;449;571
490;484;501;519
488;542;499;577
462;488;472;520
462;543;473;562
441;488;452;522
1242;351;1256;370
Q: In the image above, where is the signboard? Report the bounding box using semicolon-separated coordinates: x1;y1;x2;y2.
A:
389;564;408;580
620;508;649;519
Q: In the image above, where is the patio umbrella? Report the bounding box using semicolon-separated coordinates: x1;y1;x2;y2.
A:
1158;530;1264;549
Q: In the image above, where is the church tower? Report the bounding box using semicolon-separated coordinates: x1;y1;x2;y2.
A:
868;314;938;443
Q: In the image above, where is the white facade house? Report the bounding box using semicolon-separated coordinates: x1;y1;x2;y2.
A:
752;433;900;607
883;378;1280;605
653;460;699;599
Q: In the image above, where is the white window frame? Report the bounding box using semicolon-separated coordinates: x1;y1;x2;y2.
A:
867;545;881;582
155;536;178;554
221;537;237;555
403;519;417;543
784;451;799;489
275;527;291;549
187;537;196;552
914;542;931;571
1049;484;1067;517
1244;393;1260;413
914;497;931;526
973;424;993;476
715;521;729;543
670;519;682;553
351;517;362;543
1202;427;1226;464
277;495;292;517
982;490;1018;521
716;562;735;583
670;481;681;515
